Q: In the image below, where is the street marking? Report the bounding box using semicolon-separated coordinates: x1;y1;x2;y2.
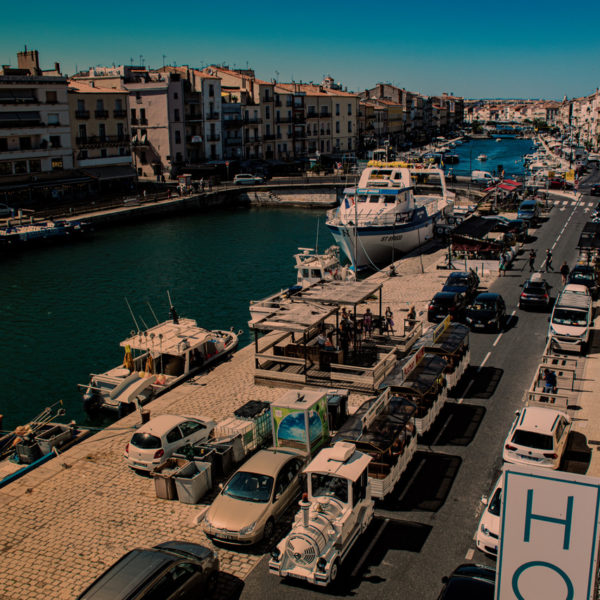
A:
493;332;503;347
433;415;453;445
479;352;491;370
398;457;426;503
465;548;475;560
352;517;389;577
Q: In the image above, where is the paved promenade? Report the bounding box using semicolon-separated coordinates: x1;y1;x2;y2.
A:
2;210;600;599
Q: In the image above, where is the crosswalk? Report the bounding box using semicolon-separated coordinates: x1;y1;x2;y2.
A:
555;199;596;212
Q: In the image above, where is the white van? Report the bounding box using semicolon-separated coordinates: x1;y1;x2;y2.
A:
548;289;593;353
471;170;498;185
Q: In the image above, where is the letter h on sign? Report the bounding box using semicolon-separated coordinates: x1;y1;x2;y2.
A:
524;489;574;550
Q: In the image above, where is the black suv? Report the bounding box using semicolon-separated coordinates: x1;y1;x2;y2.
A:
590;183;600;196
519;274;551;310
428;291;468;323
437;563;495;599
568;264;599;298
442;270;480;300
465;292;506;332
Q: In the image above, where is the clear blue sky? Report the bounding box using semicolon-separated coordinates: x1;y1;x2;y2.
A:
2;0;599;100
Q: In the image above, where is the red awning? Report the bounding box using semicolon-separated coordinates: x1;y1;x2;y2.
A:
499;183;519;191
502;179;522;187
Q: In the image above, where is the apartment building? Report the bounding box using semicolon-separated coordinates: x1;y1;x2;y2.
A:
0;49;76;205
68;82;134;189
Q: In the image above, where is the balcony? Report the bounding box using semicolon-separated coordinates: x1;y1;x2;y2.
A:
293;115;306;124
245;137;261;144
139;117;148;125
130;117;138;125
263;133;277;140
95;110;109;119
223;118;243;128
224;135;243;144
75;110;90;119
244;117;263;124
76;135;130;148
206;112;220;120
113;109;127;118
206;133;220;142
276;116;291;123
185;113;203;122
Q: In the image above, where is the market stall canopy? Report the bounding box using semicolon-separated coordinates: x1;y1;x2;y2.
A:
249;302;336;333
452;216;498;240
296;279;382;307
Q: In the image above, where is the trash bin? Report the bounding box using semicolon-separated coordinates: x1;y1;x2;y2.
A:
212;442;234;476
36;425;72;455
15;439;40;464
152;458;193;500
174;444;218;474
174;462;213;504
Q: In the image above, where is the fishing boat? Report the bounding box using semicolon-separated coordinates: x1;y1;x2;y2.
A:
0;219;89;247
325;163;453;269
0;402;91;489
249;245;355;321
80;298;239;415
477;154;488;161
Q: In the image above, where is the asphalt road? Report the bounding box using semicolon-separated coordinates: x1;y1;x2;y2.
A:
233;171;599;600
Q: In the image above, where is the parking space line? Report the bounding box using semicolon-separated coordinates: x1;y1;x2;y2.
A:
398;457;426;502
493;332;502;347
433;415;453;445
465;548;475;560
479;352;491;370
352;517;389;577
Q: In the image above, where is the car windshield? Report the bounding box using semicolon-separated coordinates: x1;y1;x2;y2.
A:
447;276;469;286
311;473;348;503
553;308;588;326
130;433;161;449
571;271;592;281
524;283;546;293
488;487;502;516
511;430;553;450
433;296;456;307
222;471;273;503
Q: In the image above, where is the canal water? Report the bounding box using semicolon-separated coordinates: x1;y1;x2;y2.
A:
0;138;535;431
446;137;535;179
0;207;328;429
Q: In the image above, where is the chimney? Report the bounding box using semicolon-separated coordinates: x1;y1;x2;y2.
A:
17;48;41;75
54;62;61;74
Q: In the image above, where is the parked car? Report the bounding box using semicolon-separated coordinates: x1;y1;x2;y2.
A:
590;183;600;196
124;414;216;472
427;290;468;323
441;270;480;300
475;475;502;556
517;199;540;225
503;406;571;470
76;541;219;600
519;273;551;310
437;563;495;599
465;293;506;332
0;203;14;218
491;217;528;241
568;264;599;298
233;173;264;185
203;448;306;545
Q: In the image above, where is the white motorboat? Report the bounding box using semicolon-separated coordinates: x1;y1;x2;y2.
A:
477;154;488;161
325;163;453;268
81;305;238;414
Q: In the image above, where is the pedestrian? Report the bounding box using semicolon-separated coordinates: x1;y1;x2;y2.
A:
363;308;373;337
317;330;327;348
385;306;395;334
200;178;205;192
560;261;570;285
499;254;506;276
543;368;557;394
545;248;553;272
529;249;536;272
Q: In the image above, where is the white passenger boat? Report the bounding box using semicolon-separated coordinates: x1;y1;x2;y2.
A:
81;305;238;415
325;163;453;268
477;154;488;161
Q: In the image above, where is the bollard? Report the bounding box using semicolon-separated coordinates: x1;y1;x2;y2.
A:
141;409;151;424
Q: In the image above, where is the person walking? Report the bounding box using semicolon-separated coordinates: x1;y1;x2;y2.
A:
363;308;373;338
545;248;553;272
499;254;506;276
385;306;395;334
560;261;570;285
528;249;536;272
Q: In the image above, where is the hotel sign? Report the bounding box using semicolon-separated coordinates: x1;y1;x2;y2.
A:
497;465;600;600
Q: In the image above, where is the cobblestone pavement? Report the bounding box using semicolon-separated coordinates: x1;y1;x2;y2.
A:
0;241;501;600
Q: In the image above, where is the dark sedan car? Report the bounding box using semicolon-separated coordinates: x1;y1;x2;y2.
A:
519;273;551;310
76;541;219;600
437;563;495;599
428;291;468;323
568;265;599;298
465;292;506;332
590;183;600;196
441;269;480;300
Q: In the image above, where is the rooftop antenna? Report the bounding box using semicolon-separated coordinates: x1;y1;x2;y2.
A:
162;54;166;68
125;297;140;332
275;70;279;82
147;301;160;325
130;57;134;65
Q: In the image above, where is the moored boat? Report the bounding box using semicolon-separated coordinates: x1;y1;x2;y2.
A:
0;219;89;248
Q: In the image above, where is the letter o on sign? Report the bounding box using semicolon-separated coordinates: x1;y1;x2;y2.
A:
512;561;574;600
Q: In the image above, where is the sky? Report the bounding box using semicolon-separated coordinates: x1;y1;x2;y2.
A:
2;0;600;100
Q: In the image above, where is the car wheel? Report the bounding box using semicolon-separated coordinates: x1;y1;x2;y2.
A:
330;558;340;584
263;518;275;542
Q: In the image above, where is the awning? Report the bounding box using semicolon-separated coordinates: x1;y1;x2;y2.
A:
82;166;137;181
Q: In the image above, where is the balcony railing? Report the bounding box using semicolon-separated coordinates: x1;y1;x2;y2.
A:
130;117;138;124
185;114;203;122
224;136;243;144
263;133;276;140
206;133;220;142
206;112;220;120
0;119;43;128
95;110;109;119
223;118;243;128
293;115;306;123
276;116;291;123
244;117;263;124
245;136;261;143
75;110;90;119
139;117;148;125
0;143;49;153
76;135;130;147
113;109;127;118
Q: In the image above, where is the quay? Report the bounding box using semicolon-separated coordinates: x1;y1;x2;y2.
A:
2;189;599;599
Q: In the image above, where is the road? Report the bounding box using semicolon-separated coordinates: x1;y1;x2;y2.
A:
234;172;599;600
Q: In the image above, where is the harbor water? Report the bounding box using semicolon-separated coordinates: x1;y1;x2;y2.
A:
0;138;534;431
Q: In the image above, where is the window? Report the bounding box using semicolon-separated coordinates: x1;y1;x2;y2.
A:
117;123;124;138
14;160;27;174
166;427;183;444
19;137;32;150
140;108;146;120
115;98;123;111
49;136;61;148
96;99;104;111
336;121;340;133
29;159;41;173
130;108;136;120
119;147;127;156
100;149;107;158
176;151;182;162
348;121;352;133
0;139;7;151
51;158;63;170
336;103;340;116
78;124;87;139
140;151;147;164
209;84;214;97
77;99;85;111
265;106;270;119
352;471;367;507
175;130;181;144
174;109;180;121
46;90;57;103
348;138;352;150
78;150;88;159
98;124;106;139
348;103;352;115
179;421;205;437
0;162;11;175
47;113;59;126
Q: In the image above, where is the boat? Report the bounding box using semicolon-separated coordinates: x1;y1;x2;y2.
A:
0;219;89;247
0;402;91;489
249;245;355;320
477;154;488;161
325;163;453;268
443;153;460;165
80;301;239;414
496;138;502;142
